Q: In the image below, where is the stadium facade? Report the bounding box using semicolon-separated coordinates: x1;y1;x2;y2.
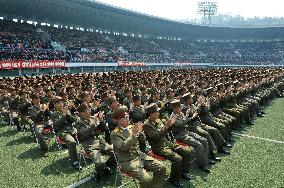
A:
1;0;284;41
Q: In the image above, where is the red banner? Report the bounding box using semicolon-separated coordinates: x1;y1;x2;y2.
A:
0;60;66;69
118;61;145;67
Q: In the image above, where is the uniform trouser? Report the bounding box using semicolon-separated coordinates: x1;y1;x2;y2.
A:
105;130;112;145
236;105;252;123
201;124;226;149
0;110;9;123
176;133;209;167
83;138;117;175
34;124;48;151
154;145;193;183
212;116;232;138
193;126;216;152
121;158;166;188
21;117;34;136
60;133;79;162
222;108;243;129
222;112;239;129
201;115;231;142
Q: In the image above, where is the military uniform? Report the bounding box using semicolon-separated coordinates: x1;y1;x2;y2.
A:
0;89;10;123
76;115;116;177
170;100;210;172
51;107;79;163
111;108;166;188
30;102;50;154
129;105;147;123
199;96;231;142
8;94;22;130
143;104;193;186
181;93;228;154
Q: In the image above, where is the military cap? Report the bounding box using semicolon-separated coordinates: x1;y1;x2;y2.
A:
145;103;161;115
132;95;141;102
105;97;117;106
101;92;109;99
165;88;174;96
80;92;89;100
59;92;67;97
205;87;214;93
30;94;40;100
181;92;192;101
170;100;181;109
124;88;131;94
77;104;89;113
225;82;232;88
94;95;101;100
19;90;29;95
216;83;224;89
54;97;63;104
188;84;195;90
151;89;160;95
0;84;7;89
178;87;186;94
233;80;239;85
112;107;128;120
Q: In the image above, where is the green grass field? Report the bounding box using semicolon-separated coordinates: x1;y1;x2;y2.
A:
0;98;283;188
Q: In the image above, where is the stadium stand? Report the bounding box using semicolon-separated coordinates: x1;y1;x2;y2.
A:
0;20;283;65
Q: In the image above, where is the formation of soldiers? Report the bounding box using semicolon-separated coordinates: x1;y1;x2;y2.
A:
0;67;284;188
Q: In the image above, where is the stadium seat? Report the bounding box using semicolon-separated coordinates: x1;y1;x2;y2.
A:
147;150;167;161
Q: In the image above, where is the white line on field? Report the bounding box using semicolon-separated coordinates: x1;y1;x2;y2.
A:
233;133;284;144
65;174;94;188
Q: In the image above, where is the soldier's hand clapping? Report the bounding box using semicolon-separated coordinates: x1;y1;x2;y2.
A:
97;111;104;122
133;122;143;136
165;116;176;129
197;96;204;104
62;107;69;115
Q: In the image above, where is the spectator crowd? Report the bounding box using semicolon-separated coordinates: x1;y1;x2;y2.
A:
0;20;283;65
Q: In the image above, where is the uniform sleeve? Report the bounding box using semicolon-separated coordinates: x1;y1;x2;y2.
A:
30;108;46;122
106;112;118;130
51;113;67;131
143;122;168;141
173;117;190;128
111;132;137;152
77;122;97;141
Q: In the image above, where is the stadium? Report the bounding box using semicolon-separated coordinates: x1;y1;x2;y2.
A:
0;0;283;188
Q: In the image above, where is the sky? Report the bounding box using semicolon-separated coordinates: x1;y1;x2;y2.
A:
96;0;284;21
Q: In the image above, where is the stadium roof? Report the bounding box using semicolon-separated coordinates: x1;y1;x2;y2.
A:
1;0;284;40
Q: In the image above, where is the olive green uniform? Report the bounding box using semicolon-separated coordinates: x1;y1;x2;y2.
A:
111;125;166;188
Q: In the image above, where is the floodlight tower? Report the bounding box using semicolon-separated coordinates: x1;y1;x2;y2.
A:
197;1;218;25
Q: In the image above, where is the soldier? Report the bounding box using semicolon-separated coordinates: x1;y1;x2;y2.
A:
206;87;234;142
105;97;121;144
0;84;10;123
140;86;149;105
181;93;230;155
143;103;193;188
51;98;81;170
170;100;211;172
199;90;232;145
122;88;132;109
111;107;166;188
8;87;22;131
76;104;116;181
129;95;147;123
30;94;50;157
